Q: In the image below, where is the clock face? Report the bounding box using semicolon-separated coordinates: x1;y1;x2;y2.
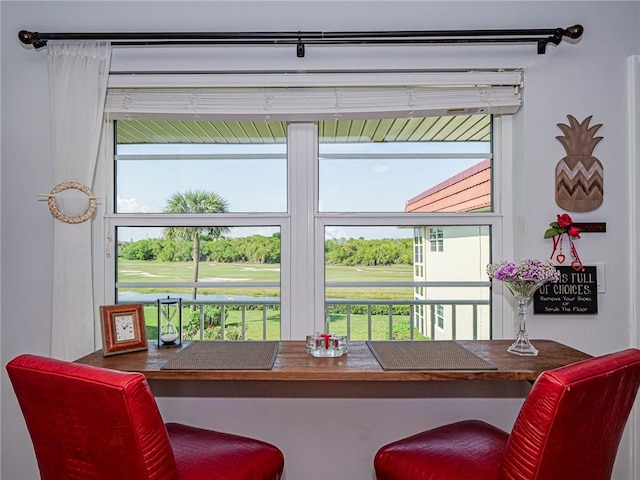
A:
114;314;136;343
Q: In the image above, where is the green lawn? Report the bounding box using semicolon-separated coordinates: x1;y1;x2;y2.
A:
119;259;414;299
121;259;422;341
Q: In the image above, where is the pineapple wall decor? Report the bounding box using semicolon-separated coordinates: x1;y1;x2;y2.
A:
555;115;604;212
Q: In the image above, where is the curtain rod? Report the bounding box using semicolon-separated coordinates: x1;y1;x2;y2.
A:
19;25;583;57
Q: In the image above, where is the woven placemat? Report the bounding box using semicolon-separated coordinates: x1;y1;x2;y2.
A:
367;341;497;370
161;341;279;370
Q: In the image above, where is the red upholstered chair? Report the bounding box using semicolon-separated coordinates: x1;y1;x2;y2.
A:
374;348;640;480
6;354;284;480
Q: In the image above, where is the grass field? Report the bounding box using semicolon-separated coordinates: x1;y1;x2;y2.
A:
118;259;414;299
121;259;421;340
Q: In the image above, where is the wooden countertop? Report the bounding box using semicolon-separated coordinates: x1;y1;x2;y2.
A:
75;339;590;383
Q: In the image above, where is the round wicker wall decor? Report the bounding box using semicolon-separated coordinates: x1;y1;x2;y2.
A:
47;181;97;224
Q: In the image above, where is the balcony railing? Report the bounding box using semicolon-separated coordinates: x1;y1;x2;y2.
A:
325;298;489;340
126;297;489;342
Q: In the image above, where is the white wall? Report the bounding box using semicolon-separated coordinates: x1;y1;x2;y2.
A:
2;2;639;479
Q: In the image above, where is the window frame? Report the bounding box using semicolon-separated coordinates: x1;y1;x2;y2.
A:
96;81;514;343
435;304;445;330
312;116;511;340
428;227;445;253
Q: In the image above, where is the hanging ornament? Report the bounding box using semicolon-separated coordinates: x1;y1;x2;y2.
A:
544;213;584;271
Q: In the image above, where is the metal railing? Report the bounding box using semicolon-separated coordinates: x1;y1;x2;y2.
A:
128;297;489;341
325;298;489;340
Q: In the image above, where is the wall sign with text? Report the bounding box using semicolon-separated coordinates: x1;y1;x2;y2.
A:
533;266;598;315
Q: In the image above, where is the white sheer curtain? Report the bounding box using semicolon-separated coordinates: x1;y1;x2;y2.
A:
47;41;111;360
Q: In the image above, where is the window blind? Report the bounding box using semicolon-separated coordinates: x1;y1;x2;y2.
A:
105;71;522;122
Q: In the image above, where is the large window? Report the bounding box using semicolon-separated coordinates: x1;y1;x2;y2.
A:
102;76;516;341
319;120;492;341
112;121;286;341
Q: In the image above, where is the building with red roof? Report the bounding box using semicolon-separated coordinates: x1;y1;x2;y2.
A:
404;158;491;213
405;159;491;340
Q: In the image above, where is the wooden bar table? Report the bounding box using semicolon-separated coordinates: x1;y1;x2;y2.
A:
75;340;590;399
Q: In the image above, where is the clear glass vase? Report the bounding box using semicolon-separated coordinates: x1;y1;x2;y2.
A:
503;279;549;356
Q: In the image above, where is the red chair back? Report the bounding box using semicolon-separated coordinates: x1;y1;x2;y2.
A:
502;348;640;480
6;354;179;480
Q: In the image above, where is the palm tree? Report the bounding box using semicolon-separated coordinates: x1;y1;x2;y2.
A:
164;190;230;302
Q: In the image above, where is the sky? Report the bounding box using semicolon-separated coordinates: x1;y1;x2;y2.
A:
116;141;490;241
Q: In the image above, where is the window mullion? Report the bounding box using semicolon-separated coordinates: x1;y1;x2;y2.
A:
287;123;318;339
96;120;115;348
491;115;510;340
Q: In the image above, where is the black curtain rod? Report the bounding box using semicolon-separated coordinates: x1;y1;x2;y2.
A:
19;25;583;57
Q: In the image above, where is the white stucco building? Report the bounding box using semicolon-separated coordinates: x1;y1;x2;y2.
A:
406;160;491;340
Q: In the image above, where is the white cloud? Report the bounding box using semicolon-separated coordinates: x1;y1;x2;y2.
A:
372;162;389;173
117;196;154;213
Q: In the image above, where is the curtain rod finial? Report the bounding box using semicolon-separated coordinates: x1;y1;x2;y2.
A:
19;30;46;49
564;24;584;40
18;30;36;45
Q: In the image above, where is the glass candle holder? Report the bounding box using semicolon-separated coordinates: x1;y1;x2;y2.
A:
306;333;348;357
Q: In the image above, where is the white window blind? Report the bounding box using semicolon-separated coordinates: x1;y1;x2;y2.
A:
105;71;522;121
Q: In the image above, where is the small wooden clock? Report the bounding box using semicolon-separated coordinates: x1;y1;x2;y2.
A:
99;304;148;356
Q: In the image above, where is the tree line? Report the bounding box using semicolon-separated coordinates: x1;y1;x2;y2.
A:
119;234;412;266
